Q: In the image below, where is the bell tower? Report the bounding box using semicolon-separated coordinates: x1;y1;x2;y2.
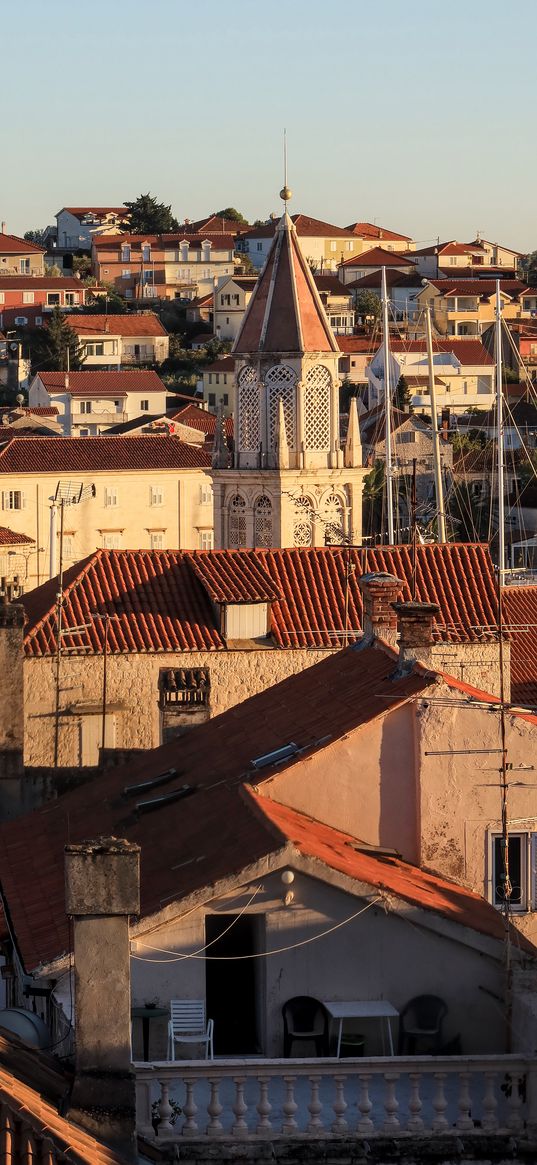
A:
212;184;366;550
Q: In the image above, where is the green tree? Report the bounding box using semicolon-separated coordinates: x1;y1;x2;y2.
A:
72;255;93;278
363;460;386;541
44;263;62;277
76;283;128;314
28;308;85;372
121;194;179;234
214;207;249;224
355;290;381;327
394;374;412;412
24;229;46;244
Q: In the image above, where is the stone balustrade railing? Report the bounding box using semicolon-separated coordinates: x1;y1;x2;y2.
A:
135;1054;537;1142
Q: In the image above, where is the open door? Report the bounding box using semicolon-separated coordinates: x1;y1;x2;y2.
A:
205;914;264;1055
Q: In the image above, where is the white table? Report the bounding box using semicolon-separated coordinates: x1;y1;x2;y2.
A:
323;1000;399;1057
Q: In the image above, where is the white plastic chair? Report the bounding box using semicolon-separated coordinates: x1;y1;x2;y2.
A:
167;999;214;1060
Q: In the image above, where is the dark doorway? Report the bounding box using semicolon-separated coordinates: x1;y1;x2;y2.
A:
205;914;262;1055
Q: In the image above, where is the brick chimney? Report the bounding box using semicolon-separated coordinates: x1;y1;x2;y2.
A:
65;837;140;1161
0;587;25;803
392;599;440;673
359;572;404;648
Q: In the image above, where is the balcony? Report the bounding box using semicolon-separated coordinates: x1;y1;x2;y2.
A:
135;1054;537;1145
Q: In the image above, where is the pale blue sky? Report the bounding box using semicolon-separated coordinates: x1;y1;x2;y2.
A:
4;0;534;249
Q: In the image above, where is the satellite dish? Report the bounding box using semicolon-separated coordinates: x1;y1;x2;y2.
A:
16;394;24;405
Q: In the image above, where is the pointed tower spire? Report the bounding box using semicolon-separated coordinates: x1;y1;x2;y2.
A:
344;396;362;468
212;405;229;469
274;396;289;469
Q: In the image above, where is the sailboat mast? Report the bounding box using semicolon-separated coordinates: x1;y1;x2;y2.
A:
495;280;506;582
381;266;395;544
425;303;446;542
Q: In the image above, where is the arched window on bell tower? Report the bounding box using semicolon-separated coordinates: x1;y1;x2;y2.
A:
237;366;260;452
293;495;314;547
323;493;345;545
304;365;332;451
228;494;247;548
254;495;272;548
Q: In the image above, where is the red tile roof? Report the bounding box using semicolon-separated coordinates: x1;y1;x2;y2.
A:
203;356;235;372
389;339;494;365
0;233;45;254
93;232;236;251
0;641;433;971
503;586;537;707
62;206;126;217
184;215;251;234
69;313;168;337
313;274;352;295
21;543;500;658
170;402;234;439
242;215;356;241
37;370;167;395
234;213;339;355
337;335;377;353
428;279;526;297
0;435;211;474
340;247;416;268
254;795;535;952
346;222;413;243
0;526;34;545
0;406;59;417
0;276;84;290
189;551;282;603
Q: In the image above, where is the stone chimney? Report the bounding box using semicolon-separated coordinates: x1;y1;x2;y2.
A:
358;572;403;648
65;837;140;1161
0;587;25;800
392;600;440;672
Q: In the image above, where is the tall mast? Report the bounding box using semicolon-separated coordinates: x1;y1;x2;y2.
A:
495;280;506;582
381;266;395;544
425;302;446;542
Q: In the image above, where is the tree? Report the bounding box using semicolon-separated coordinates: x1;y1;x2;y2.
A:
394;375;412;412
75;283;128;314
524;250;537;286
72;255;92;279
363;460;386;541
121;194;178;234
355;290;381;327
24;229;46;244
28;308;85;372
214;208;249;224
44;263;62;277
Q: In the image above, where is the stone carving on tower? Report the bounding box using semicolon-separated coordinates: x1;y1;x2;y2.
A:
212;183;366;550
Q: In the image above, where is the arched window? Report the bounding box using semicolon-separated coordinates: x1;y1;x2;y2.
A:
229;494;247;548
293;495;313;548
304;365;332;450
238;366;260;451
254;495;272;548
323;493;345;545
266;365;296;449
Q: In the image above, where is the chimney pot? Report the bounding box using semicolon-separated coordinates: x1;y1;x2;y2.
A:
359;572;404;647
392;599;440;652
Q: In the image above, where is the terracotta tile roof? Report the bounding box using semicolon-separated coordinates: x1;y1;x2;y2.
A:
0;233;45;254
389;339;494;365
0;435;211;474
37;370;167;395
242;215;355;241
0;276;84;290
188;550;282;603
313;274;352;295
62;206;127;218
340;246;416;268
184;215;251;234
69;312;168;337
346;271;423;291
428;279;526;297
0;406;59;417
254;795;535;952
337;335;377;353
21;544;500;658
170;402;234;439
234;213;339;356
93;232;236;250
0;641;432;971
503;586;537;707
412;241;486;258
0;526;34;545
204;356;235;372
346;222;413;243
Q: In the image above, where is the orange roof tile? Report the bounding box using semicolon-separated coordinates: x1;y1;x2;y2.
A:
37;370;167;395
0;435;211;473
234;212;339;355
69;312;168;337
0;233;45;254
340;246;416;268
0;526;34;545
503;586;537;707
346;222;413;242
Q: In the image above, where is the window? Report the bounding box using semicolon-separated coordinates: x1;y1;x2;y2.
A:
254;495;272;548
150;485;163;507
140;400;149;411
208;393;216;406
62;534;75;560
35;316;42;325
200;483;213;505
330;242;337;252
102;532;122;549
0;293;4;303
121;245;131;262
65;292;78;306
142;244;151;261
323;494;345;545
47;293;61;306
125;289;133;299
86;342;105;356
114;400;122;410
222;393;228;406
2;490;26;510
19;259;30;274
80;401;92;414
491;833;526;911
256;242;263;252
122;269;131;278
229;494;247;548
345;241;353;251
104;486;118;507
199;530;213;550
159;666;210;709
22;291;34;304
150;532;164;550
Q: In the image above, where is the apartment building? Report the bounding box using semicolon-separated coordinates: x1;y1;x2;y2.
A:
29;370;169;435
92;232;236;301
68;313;169;367
0;231;45;276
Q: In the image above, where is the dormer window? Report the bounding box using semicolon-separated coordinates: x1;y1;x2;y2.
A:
202;240;212;262
180;241;189;262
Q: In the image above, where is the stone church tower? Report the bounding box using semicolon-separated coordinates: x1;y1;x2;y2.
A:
212;192;366;549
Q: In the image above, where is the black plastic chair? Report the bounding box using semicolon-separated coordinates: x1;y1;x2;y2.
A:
282;996;328;1057
398;994;448;1055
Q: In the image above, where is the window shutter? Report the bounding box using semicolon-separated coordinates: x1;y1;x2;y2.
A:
20;491;26;510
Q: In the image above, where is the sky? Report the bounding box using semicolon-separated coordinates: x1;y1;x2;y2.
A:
3;0;535;250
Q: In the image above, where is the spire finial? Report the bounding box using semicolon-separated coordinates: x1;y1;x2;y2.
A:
280;128;292;205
